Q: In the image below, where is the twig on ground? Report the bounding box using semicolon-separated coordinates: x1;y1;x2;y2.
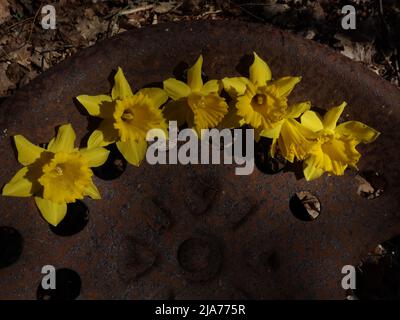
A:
200;9;222;18
26;4;43;44
228;0;265;23
119;4;155;16
0;47;12;60
3;17;34;32
103;5;130;20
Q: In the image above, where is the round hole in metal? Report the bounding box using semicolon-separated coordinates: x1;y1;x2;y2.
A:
289;191;321;221
355;237;400;300
255;137;287;174
356;171;387;200
37;268;81;300
0;226;23;269
49;201;89;237
92;144;127;181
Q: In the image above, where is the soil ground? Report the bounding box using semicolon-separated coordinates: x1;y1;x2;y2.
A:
0;0;399;99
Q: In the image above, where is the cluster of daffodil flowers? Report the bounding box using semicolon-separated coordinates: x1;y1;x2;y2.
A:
2;52;380;226
221;53;380;180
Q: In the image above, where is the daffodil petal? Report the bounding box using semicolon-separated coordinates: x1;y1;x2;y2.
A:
88;130;106;148
2;167;34;197
14;135;45;166
88;120;118;148
222;77;250;97
187;55;203;91
201;80;220;95
260;121;284;139
301;111;324;132
111;67;134;100
163;78;191;100
270;76;302;98
286;101;311;119
336;121;380;144
79;147;110;167
270;138;278;157
163;99;189;127
323;102;347;130
47;124;76;153
84;180;101;200
116;139;147;166
249;52;272;86
35;197;67;226
321;136;360;174
139;88;168;108
303;159;325;181
278;119;312;162
76;95;113;118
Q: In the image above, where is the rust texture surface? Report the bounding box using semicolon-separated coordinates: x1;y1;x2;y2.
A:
0;20;400;299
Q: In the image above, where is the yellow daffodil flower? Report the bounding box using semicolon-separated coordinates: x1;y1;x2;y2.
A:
77;67;168;166
222;52;312;162
300;102;380;181
222;52;303;131
259;101;314;162
163;55;229;136
2;124;109;226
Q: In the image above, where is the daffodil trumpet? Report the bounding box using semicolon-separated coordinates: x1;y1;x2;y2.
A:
2;124;109;226
77;67;168;166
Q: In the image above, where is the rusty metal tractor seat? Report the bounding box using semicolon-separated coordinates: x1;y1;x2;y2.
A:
0;21;399;299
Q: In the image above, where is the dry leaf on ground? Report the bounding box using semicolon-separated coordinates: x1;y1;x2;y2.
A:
0;0;11;24
0;62;14;96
